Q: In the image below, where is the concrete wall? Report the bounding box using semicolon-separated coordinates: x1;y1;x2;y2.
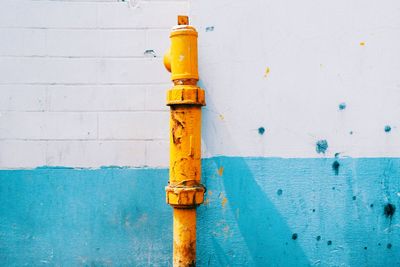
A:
0;0;187;169
1;0;400;266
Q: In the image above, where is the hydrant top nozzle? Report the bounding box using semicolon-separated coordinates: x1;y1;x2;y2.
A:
164;15;199;82
178;15;189;25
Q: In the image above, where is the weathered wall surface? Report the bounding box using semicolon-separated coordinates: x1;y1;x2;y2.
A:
1;0;400;266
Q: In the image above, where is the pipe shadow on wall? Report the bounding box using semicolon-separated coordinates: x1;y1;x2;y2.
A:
197;89;310;266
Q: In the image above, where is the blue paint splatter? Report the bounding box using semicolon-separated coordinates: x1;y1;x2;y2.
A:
332;160;340;175
384;125;391;133
339;102;346;110
277;189;283;196
258;127;265;135
384;203;396;219
316;140;328;154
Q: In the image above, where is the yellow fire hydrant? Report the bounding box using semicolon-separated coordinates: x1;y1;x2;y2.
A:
164;15;206;266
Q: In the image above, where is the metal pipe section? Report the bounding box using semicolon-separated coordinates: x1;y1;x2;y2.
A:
163;15;206;267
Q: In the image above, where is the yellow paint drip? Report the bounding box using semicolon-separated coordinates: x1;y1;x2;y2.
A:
222;197;228;208
264;67;270;77
218;166;224;176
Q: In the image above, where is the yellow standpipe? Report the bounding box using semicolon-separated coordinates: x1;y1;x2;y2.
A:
163;15;205;267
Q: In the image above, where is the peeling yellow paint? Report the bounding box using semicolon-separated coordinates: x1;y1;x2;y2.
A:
164;15;205;266
218;166;224;176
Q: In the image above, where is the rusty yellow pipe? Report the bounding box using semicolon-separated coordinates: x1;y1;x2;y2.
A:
164;15;205;267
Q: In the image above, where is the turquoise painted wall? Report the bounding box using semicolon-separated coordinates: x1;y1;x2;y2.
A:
1;157;399;266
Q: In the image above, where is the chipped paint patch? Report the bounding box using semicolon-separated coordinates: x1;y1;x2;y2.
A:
144;49;157;57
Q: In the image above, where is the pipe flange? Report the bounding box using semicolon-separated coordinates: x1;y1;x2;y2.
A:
165;184;206;208
166;85;205;106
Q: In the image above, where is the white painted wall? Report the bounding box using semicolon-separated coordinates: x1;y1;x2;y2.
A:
1;0;400;168
191;0;400;158
0;0;187;168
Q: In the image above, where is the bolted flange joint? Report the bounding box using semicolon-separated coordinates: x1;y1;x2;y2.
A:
166;183;206;208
